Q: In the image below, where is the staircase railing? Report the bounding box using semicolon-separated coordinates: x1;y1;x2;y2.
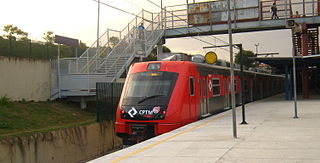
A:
75;10;164;77
104;13;165;82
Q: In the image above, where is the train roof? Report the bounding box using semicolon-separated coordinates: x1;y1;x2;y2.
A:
193;62;284;78
133;61;284;78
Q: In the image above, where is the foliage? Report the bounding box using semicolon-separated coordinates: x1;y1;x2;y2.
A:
43;31;54;44
235;50;257;68
0;96;13;108
3;24;28;41
0;37;88;60
146;46;171;61
109;36;120;48
0;25;89;60
0;37;57;59
0;100;95;139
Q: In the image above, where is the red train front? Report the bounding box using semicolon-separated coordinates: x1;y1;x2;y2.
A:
115;60;283;145
116;61;200;144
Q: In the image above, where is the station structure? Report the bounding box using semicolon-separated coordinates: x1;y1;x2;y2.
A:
50;0;320;108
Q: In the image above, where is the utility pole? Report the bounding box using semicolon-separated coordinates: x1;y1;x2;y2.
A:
204;43;247;127
97;0;100;55
227;0;237;138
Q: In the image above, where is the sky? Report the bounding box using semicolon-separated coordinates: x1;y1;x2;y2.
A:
0;0;293;61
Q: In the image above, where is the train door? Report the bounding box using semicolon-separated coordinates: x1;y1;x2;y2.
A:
199;77;204;117
205;77;209;114
199;77;208;117
189;76;196;121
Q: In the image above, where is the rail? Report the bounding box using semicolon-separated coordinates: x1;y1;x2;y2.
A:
162;0;319;30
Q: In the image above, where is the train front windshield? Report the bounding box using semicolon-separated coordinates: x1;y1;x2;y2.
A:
122;71;178;105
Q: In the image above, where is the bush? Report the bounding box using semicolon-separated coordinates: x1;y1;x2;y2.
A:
0;122;10;129
0;37;87;60
0;96;13;107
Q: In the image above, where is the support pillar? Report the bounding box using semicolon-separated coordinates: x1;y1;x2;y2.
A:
285;65;289;100
157;44;163;61
300;23;310;99
290;68;294;100
302;65;309;98
157;38;165;61
318;0;320;15
80;97;87;110
301;23;308;56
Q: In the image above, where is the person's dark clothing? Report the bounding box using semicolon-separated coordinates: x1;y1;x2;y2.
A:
271;4;279;19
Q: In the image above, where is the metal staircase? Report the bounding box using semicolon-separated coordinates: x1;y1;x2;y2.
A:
56;10;165;98
79;10;164;81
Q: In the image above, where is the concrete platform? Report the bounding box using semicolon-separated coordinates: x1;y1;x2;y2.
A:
89;94;320;163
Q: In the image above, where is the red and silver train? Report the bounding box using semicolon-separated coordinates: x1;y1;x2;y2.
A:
115;61;283;144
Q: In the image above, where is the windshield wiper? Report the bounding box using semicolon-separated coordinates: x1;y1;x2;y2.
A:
138;94;164;103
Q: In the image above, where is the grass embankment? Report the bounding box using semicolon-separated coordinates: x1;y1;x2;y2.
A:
0;96;96;139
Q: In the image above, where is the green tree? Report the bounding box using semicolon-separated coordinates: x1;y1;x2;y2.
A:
235;50;256;68
43;31;54;44
146;46;171;61
109;36;119;48
3;24;28;41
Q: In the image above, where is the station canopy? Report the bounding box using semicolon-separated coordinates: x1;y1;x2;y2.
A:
253;55;320;73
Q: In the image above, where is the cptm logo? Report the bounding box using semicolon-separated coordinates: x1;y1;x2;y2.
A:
127;106;161;118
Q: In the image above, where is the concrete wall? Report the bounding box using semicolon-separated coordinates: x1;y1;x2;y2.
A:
0;121;122;163
0;56;51;101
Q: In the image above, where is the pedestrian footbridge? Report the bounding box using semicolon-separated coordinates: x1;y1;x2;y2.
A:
51;0;320;108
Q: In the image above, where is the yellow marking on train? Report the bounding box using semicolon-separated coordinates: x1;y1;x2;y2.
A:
110;112;231;163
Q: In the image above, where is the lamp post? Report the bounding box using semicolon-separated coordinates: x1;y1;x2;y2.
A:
254;43;259;56
238;44;248;125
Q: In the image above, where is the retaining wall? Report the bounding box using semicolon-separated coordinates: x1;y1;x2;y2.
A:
0;121;122;163
0;56;51;101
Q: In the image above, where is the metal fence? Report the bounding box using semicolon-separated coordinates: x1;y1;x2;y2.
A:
163;0;320;29
96;82;124;122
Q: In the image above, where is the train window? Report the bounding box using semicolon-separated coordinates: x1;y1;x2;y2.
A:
212;78;220;96
123;71;178;105
189;77;194;96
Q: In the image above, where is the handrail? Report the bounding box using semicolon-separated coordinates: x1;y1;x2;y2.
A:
76;8;155;73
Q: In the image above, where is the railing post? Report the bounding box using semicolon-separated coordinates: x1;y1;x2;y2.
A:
318;0;320;15
303;0;306;16
128;23;130;44
164;7;167;29
158;13;161;30
135;16;138;29
104;60;106;73
87;45;90;94
107;29;110;48
209;2;213;31
57;44;61;98
171;11;174;28
186;0;189;28
285;0;288;19
76;57;79;73
152;13;154;30
259;1;262;21
142;9;145;22
312;0;315;16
